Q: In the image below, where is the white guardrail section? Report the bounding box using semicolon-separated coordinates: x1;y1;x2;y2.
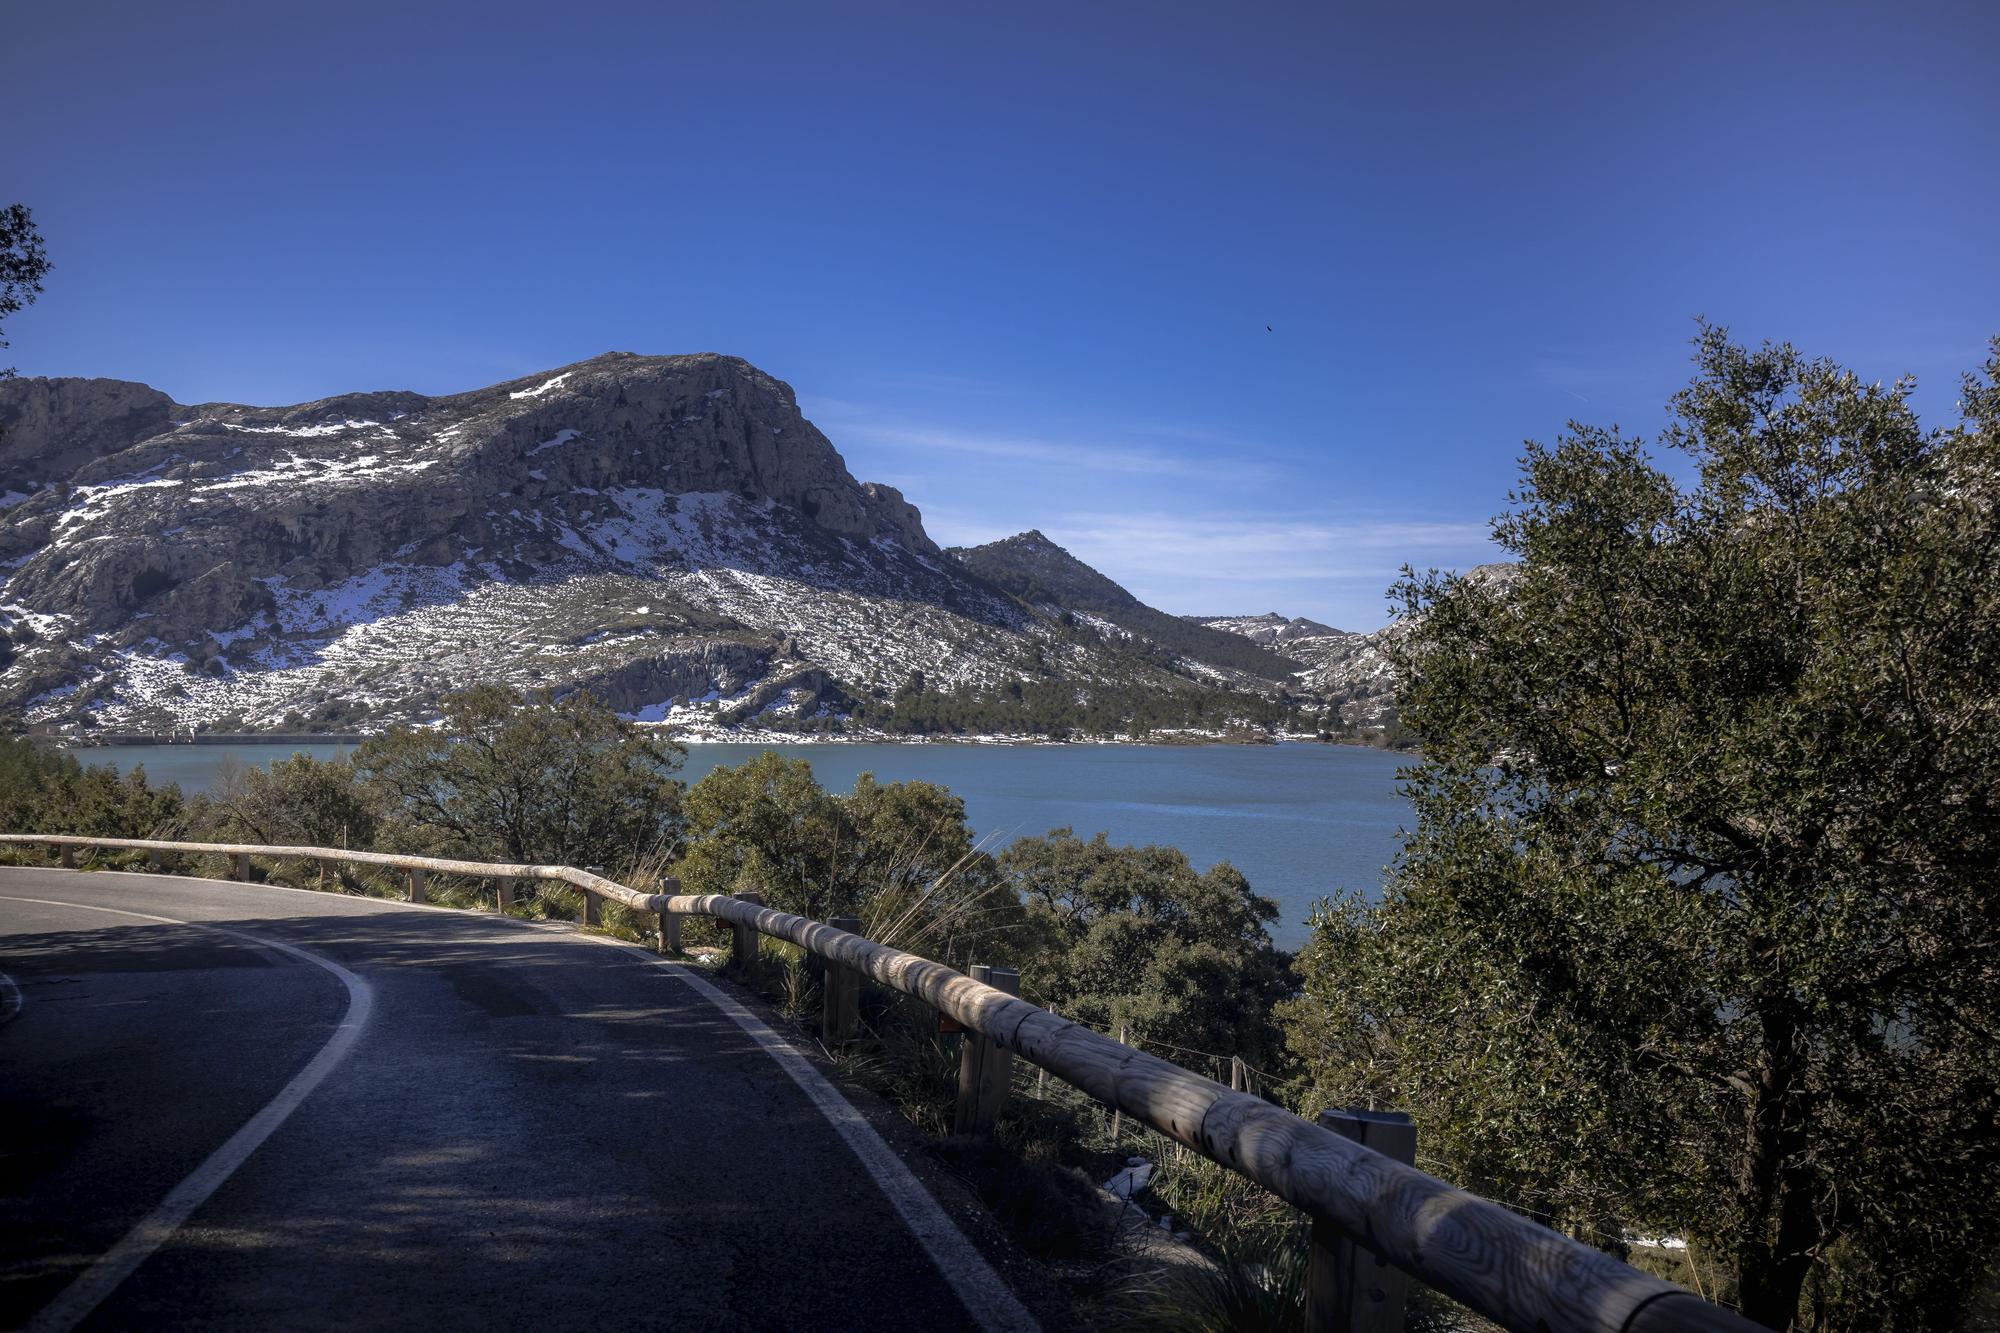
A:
1;833;1761;1333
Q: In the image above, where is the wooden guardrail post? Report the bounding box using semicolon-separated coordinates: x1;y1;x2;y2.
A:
1111;1024;1129;1146
1231;1054;1249;1092
407;867;427;903
821;915;862;1044
952;964;1019;1137
582;866;604;927
147;848;163;871
657;883;682;955
495;875;514;910
318;857;335;891
232;852;252;882
730;891;764;978
1306;1108;1417;1333
59;844;74;869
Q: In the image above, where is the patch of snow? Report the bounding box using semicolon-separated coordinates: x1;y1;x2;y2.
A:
529;429;581;456
51;472;179;539
201;453;437;492
227;419;383;438
510;372;573;400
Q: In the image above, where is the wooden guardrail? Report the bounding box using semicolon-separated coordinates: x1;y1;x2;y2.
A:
2;833;1761;1333
0;832;677;910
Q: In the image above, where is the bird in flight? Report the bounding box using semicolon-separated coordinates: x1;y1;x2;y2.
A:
1266;324;1272;332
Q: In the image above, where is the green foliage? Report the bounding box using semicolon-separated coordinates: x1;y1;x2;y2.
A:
1005;829;1295;1066
1283;328;2000;1330
0;202;50;382
678;752;1015;961
354;685;684;871
200;752;380;849
0;735;181;840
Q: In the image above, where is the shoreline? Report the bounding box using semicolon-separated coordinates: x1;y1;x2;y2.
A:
55;729;1401;755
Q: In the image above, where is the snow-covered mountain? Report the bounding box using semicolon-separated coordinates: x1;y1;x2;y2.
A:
1190;564;1520;738
1188;613;1404;732
0;354;1319;740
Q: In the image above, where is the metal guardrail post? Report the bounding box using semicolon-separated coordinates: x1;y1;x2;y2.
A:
1307;1109;1417;1333
821;915;862;1044
953;964;1019;1137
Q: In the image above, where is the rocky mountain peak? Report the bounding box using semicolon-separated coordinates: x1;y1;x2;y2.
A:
0;353;979;730
950;530;1138;611
1190;611;1344;644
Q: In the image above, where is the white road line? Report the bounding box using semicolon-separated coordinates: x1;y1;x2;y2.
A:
0;894;375;1333
571;932;1043;1333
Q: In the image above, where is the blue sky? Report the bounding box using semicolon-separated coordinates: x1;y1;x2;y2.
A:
9;0;1996;628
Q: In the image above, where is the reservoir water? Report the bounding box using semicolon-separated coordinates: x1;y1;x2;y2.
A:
68;741;1412;949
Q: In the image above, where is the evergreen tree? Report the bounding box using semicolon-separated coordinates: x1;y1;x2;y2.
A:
1283;328;2000;1329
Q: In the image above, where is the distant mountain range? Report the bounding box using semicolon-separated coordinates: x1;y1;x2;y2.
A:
0;354;1410;744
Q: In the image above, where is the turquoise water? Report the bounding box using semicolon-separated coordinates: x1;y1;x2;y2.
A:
68;741;1412;948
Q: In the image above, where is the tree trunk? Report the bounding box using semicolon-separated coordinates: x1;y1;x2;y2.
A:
1732;1012;1823;1330
1736;1168;1821;1329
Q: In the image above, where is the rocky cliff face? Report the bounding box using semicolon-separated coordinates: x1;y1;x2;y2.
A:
0;354;1259;737
0;377;177;502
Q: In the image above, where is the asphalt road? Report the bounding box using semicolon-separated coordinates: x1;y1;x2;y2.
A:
0;868;1041;1332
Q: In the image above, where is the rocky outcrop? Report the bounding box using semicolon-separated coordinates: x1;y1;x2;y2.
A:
0;377;176;500
2;353;945;641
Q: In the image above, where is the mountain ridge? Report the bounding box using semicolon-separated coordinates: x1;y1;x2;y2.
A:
0;355;1402;744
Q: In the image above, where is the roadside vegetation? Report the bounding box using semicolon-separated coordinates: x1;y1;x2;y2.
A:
5;328;1998;1328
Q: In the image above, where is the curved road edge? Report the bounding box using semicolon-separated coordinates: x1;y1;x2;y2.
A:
1;893;376;1333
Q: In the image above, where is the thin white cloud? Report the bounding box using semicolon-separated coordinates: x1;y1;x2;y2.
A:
800;397;1497;626
1053;512;1493;580
828;419;1216;477
917;506;1499;624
